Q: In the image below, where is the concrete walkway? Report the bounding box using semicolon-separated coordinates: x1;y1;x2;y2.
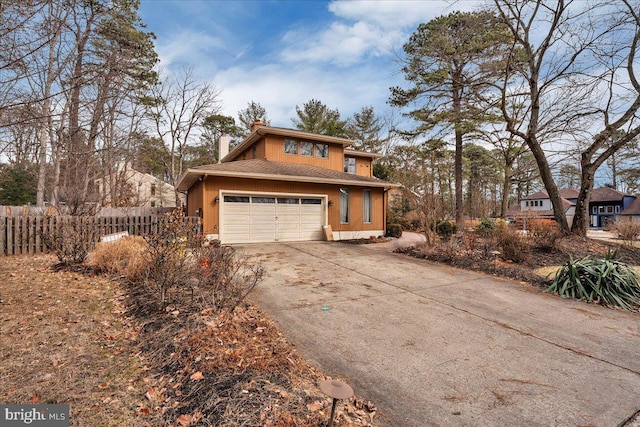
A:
243;241;640;427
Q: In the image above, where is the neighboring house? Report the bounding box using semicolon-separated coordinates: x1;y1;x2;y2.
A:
507;187;637;229
177;121;399;244
589;187;636;228
95;164;179;208
506;189;577;228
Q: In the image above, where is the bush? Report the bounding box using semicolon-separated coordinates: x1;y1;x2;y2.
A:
435;220;457;240
546;251;640;310
496;227;530;263
386;223;402;238
529;219;563;250
87;236;147;278
196;244;264;313
477;217;495;238
614;218;640;246
42;219;98;267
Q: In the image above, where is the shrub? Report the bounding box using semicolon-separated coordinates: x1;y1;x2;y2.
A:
529;219;563;250
496;227;530;263
196;244;264;313
435;220;457;240
477;217;495;238
386;223;402;238
87;236;147;278
614;218;640;246
41;219;97;267
546;251;640;310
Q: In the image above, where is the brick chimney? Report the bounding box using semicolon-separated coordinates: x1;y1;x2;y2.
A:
251;119;266;132
218;134;230;163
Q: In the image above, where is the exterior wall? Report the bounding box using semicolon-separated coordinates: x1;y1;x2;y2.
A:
186;180;204;218
262;135;344;171
96;169;178;208
236;139;266;160
520;199;551;211
355;157;372;178
189;176;385;238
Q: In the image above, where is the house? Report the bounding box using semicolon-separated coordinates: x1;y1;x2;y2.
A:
506;189;577;228
176;121;399;244
507;187;637;229
95;163;179;208
589;187;636;228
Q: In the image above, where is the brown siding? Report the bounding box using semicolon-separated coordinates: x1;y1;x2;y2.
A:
356;157;372;177
199;177;385;236
263;135;344;171
186;180;204;217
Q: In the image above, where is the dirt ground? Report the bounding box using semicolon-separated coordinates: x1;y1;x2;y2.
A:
0;254;379;426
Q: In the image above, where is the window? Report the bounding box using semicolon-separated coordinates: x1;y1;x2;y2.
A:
525;201;529;207
363;190;371;223
606;205;614;213
277;198;299;204
344;157;356;173
150;201;156;207
340;188;349;223
284;139;298;154
599;206;605;213
150;183;156;196
301;198;322;204
224;196;250;203
592;206;597;214
615;205;620;213
252;197;275;203
316;143;329;158
300;141;314;156
252;146;257;159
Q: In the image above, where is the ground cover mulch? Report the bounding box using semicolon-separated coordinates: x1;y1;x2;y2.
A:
0;254;380;426
395;234;640;289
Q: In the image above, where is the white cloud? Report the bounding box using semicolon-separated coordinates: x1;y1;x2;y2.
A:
214;62;397;127
279;0;482;66
156;30;227;74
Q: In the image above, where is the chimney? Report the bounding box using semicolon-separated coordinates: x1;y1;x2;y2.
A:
251;119;266;132
218;134;230;163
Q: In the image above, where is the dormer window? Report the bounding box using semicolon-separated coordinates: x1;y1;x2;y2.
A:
316;143;329;158
344;157;356;173
284;139;298;154
301;141;313;157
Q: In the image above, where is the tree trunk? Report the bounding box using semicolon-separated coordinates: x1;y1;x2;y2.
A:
571;160;596;236
501;163;512;218
452;73;464;225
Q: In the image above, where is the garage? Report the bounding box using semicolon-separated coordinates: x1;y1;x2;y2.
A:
220;193;326;243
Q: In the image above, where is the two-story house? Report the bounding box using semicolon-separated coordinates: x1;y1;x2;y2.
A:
508;187;637;229
507;188;577;228
176;121;399;244
95;163;179;208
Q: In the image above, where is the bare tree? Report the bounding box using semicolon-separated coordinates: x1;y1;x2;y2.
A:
149;67;221;200
494;0;640;235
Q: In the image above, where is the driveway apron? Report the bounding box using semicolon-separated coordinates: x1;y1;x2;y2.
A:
242;242;640;427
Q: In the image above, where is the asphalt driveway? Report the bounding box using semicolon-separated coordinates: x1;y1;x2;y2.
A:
242;241;640;426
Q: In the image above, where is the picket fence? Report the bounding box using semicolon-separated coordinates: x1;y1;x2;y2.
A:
0;215;199;256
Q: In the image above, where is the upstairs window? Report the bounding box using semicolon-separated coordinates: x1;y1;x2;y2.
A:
344;157;356;173
301;141;314;156
284;139;298;154
316;143;329;158
150;183;156;196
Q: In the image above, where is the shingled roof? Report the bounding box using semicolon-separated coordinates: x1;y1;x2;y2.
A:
177;159;399;191
590;187;631;202
620;197;640;215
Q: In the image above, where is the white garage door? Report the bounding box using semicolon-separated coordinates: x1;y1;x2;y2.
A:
221;194;325;243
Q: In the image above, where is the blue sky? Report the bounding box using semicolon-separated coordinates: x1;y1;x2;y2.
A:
138;0;480;128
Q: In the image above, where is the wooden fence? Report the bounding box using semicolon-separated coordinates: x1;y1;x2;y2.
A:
0;215;199;256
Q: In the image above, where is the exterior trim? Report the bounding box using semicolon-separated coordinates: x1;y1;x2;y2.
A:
178;168;397;191
332;230;384;240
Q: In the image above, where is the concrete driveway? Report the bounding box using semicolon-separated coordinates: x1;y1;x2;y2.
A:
242;241;640;426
